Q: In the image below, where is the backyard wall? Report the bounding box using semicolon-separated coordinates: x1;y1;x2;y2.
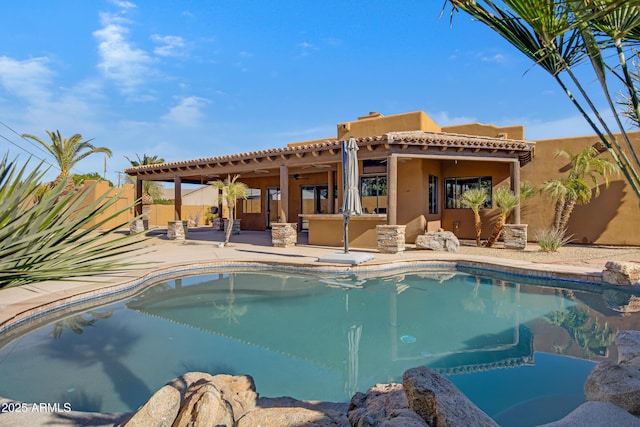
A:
521;131;640;246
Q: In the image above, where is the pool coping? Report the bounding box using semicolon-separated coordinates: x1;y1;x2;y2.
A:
0;255;605;340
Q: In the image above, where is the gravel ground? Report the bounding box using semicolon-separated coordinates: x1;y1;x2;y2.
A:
455;241;640;268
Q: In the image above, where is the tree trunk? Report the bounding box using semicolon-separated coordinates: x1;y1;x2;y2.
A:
484;214;506;248
224;208;234;245
473;211;482;247
558;199;577;232
553;198;564;230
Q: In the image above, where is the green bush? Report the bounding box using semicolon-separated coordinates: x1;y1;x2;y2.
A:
535;228;573;252
0;155;147;288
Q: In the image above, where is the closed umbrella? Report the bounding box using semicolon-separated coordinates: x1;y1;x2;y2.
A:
342;137;362;253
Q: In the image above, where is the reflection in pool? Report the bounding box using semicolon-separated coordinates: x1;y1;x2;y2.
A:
1;269;639;426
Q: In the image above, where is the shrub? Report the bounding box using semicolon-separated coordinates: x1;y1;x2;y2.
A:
0;155;147;288
536;228;573;252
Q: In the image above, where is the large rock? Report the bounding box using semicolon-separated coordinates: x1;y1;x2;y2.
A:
618;330;640;368
172;382;234;427
348;383;427;427
237;406;349;427
602;289;640;313
402;366;498;427
123;372;257;427
122;384;181;427
603;261;640;286
538;401;640;427
415;231;460;253
585;360;640;414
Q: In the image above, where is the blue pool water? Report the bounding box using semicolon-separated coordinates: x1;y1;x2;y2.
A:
0;269;638;426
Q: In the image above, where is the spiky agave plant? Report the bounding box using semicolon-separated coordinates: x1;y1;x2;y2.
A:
0;155;148;288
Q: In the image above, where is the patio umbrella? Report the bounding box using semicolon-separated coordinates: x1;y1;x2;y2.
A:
341;137;362;253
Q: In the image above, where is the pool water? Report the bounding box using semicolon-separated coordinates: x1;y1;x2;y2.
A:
0;270;637;426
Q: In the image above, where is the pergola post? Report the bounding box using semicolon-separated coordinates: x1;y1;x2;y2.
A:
510;161;521;225
135;178;143;216
174;175;182;220
279;165;288;222
327;169;334;214
387;155;398;225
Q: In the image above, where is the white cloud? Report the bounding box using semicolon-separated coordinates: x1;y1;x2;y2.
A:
93;11;154;97
0;56;53;100
162;96;209;127
151;34;186;57
109;0;136;9
429;111;478;127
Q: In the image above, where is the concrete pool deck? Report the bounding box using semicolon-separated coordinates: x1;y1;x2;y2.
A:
1;227;640;426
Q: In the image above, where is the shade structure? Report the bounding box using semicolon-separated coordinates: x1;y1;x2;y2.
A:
342;137;362;253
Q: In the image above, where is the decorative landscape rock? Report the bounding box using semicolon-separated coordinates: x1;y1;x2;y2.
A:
402;366;498;427
603;261;640;286
415;231;460;253
237;406;349;427
585;360;640;414
617;330;640;368
122;372;257;427
538;401;640;427
348;383;427;427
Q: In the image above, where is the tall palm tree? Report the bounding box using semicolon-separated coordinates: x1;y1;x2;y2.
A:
445;0;640;202
485;187;520;248
542;146;618;231
22;130;112;190
210;175;248;246
460;187;488;246
124;154;165;205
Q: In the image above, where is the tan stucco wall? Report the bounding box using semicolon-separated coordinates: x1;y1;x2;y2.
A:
80;180;135;230
521;132;640;245
442;123;525;140
307;215;386;247
337;111;441;140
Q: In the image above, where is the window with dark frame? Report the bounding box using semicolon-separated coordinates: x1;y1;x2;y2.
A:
360;175;388;214
242;188;262;213
444;177;492;209
428;175;438;214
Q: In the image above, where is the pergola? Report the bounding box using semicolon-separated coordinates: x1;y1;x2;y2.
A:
124;130;535;225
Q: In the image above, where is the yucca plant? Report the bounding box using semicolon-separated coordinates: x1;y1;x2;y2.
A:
0;154;147;289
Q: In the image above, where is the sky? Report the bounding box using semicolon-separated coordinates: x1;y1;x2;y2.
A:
0;0;614;185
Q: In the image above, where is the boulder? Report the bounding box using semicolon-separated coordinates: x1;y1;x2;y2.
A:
602;289;640;313
415;231;460;253
603;261;640;286
618;330;640;368
210;373;258;417
585;360;640;414
172;382;234;427
121;384;181;427
347;383;427;427
402;366;498;427
237;406;349;427
538;401;640;427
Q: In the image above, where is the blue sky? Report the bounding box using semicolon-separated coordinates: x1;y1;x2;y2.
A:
0;0;608;185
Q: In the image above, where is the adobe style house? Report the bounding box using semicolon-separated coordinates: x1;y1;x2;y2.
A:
125;111;640;247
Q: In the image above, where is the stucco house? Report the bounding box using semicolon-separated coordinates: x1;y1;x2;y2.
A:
125;111;640;247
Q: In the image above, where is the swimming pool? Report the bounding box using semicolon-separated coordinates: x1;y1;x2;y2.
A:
1;268;638;426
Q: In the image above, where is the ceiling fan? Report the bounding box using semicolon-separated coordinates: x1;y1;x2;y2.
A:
302;163;331;169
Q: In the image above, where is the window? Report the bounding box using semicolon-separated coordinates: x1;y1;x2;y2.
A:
361;175;387;213
428;175;438;214
242;188;261;213
444;177;492;209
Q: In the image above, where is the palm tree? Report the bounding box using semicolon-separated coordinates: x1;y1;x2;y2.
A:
541;147;618;231
210;175;248;246
124;154;165;205
22;130;112;192
125;154;165;229
484;187;520;248
445;0;640;202
460;187;488;246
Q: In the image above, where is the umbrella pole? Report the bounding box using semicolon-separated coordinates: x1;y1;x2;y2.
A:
344;214;349;254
